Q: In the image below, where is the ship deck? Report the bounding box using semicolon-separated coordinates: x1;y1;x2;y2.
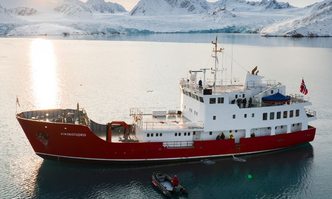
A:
138;114;203;131
130;107;203;131
17;109;89;125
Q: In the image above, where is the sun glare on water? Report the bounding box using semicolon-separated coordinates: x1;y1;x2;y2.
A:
30;39;59;109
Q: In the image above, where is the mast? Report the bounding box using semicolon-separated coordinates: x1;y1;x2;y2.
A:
211;37;224;88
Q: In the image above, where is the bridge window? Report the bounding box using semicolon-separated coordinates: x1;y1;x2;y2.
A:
244;114;247;118
213;116;216;120
296;109;300;117
200;97;204;103
270;112;275;120
209;98;216;104
252;113;255;118
179;133;181;136
283;111;288;118
218;97;224;104
290;110;294;118
263;113;268;120
277;112;281;119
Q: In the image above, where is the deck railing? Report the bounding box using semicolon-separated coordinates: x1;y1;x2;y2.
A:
246;80;277;89
237;93;310;109
140;121;203;130
290;94;308;103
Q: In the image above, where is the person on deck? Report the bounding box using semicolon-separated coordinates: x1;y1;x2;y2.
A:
171;175;179;187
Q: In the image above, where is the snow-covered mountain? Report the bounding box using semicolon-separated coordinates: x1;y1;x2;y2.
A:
0;0;57;11
247;0;292;9
261;0;332;37
130;0;293;16
212;0;292;12
0;0;330;37
86;0;126;13
208;7;236;22
7;7;38;16
0;3;12;20
54;0;92;17
130;0;211;16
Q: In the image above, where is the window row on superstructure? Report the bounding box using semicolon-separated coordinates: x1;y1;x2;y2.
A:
146;133;163;137
262;109;300;120
183;89;204;103
212;113;256;121
146;131;197;138
175;132;194;136
209;97;224;104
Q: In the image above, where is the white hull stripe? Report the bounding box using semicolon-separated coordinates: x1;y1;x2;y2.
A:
36;147;287;162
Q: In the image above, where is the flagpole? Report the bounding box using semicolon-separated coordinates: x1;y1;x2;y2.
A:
16;96;20;114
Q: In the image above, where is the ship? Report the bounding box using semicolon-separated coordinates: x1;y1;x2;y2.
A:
16;38;316;163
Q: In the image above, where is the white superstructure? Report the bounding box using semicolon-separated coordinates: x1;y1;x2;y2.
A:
130;38;316;145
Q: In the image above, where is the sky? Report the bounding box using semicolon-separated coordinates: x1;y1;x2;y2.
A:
108;0;323;10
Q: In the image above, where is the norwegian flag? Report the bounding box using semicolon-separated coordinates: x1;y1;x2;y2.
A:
300;79;308;95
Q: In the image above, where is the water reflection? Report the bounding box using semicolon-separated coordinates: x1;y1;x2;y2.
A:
30;39;58;109
32;145;313;198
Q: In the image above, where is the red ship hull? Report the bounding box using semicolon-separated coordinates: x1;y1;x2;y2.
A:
17;116;316;163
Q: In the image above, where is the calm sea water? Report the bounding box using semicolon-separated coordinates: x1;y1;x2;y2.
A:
0;34;331;199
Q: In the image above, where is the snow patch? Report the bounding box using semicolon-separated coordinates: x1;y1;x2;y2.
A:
8;23;86;37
